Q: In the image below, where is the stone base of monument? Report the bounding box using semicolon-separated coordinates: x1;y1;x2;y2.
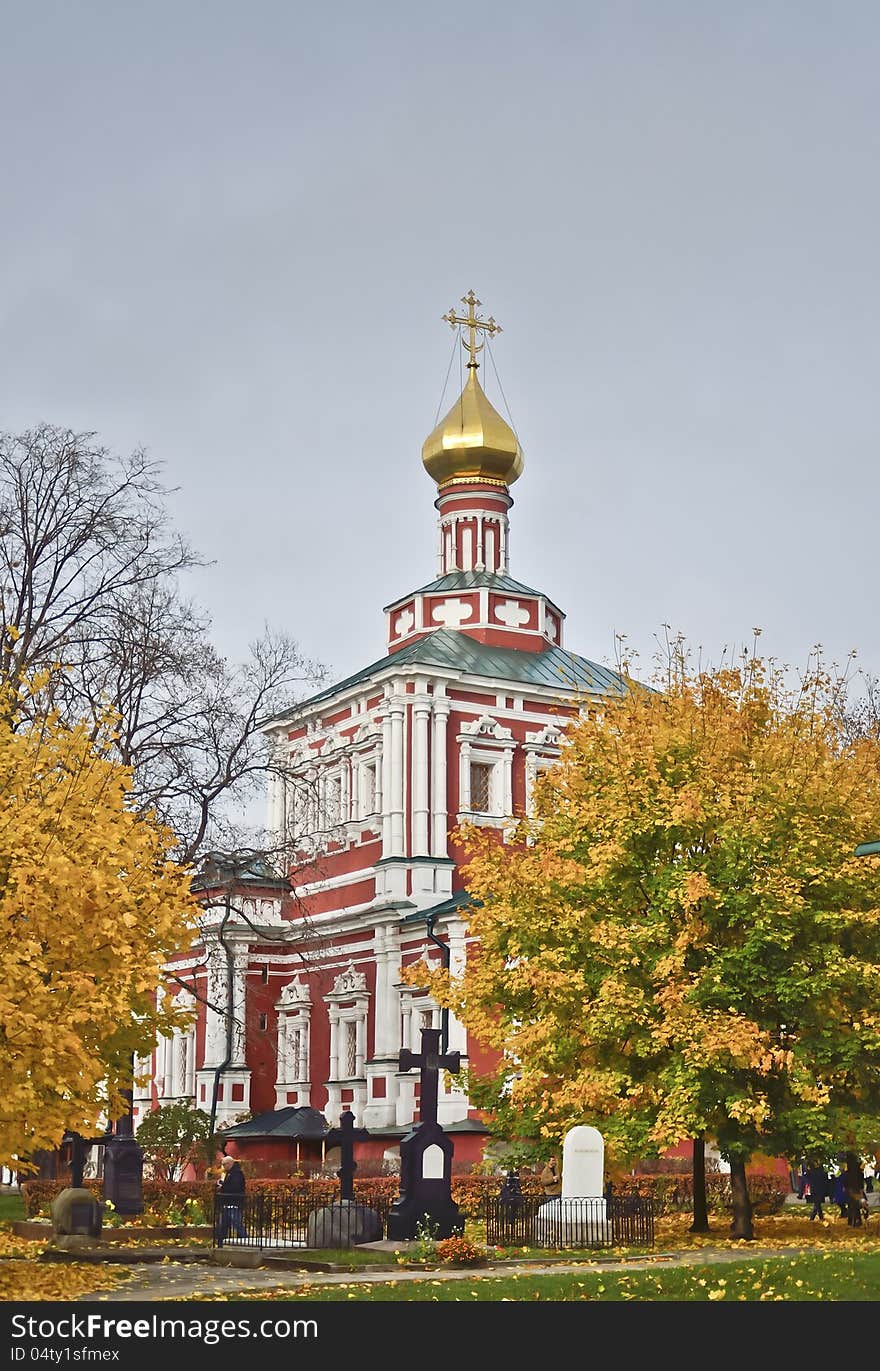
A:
51;1187;103;1239
306;1200;383;1249
533;1197;609;1248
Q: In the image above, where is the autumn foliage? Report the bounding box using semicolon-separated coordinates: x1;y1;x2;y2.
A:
0;670;199;1169
420;644;880;1187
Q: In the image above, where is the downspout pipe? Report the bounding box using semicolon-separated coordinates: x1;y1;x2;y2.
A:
425;912;450;1054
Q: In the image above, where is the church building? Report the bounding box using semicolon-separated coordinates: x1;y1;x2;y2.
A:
137;291;628;1172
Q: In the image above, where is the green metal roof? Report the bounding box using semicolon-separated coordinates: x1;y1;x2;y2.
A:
401;890;481;924
221;1106;329;1140
384;569;550;609
277;629;628;718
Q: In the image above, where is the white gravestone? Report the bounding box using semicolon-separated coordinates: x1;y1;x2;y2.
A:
562;1125;604;1199
536;1124;609;1247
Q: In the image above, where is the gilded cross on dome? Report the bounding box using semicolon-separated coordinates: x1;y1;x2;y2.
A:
442;289;502;370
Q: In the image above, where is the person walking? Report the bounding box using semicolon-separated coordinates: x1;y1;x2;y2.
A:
846;1171;868;1228
806;1161;828;1221
540;1155;562;1197
832;1169;849;1219
216;1154;247;1246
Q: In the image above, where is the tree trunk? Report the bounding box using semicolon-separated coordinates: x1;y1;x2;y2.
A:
689;1134;711;1233
728;1156;754;1240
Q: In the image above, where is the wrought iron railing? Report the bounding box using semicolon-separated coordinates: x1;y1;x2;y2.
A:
212;1190;393;1249
484;1193;654;1250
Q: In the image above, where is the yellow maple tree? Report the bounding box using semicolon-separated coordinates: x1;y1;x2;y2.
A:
0;672;199;1169
412;641;880;1238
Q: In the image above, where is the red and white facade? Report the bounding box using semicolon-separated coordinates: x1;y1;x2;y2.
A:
138;328;626;1170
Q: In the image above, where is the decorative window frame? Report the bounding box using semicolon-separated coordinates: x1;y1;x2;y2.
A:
523;723;564;818
324;963;370;1082
457;714;514;827
275;976;312;1088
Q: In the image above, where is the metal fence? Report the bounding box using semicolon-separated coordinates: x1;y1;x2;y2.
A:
484;1193;654;1250
213;1191;393;1249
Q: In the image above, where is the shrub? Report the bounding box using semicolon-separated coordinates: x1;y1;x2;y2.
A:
436;1234;487;1266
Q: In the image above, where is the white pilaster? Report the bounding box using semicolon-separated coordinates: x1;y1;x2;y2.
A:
389;692;406;857
431;693;450;858
412;685;430;855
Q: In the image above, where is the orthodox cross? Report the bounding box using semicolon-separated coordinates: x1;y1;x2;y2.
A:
63;1130;108;1188
442;289;502;370
324;1109;370;1201
398;1026;461;1127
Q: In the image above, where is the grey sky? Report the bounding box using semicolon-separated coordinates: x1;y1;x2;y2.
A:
2;1;878;698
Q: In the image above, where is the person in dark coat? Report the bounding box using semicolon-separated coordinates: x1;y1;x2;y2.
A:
216;1155;247;1246
832;1170;849;1219
806;1161;828;1221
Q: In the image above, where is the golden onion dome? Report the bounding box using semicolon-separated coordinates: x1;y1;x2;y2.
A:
422;365;524;489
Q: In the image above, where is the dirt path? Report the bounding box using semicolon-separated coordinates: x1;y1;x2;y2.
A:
78;1245;814;1302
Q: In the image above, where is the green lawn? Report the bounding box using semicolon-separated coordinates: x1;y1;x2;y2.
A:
231;1250;880;1301
0;1193;25;1223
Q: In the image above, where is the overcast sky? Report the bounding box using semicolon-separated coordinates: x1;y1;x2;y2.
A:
2;2;878;700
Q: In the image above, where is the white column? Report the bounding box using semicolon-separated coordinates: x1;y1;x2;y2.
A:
412;686;430;856
185;1032;196;1097
170;1033;183;1097
431;694;450;857
402;1000;413;1052
445;921;469;1055
158;1034;172;1098
459;739;472;812
230;944;249;1067
389;693;406;857
501;746;514;816
476;515;484;571
298;1015;310;1081
380;701;393;856
328;1010;340;1080
277;1016;288;1083
500;516;509;571
373;926;400;1058
202;940;228;1068
267;766;281;844
355;1017;366;1077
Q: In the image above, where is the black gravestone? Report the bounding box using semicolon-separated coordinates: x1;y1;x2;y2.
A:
387;1027;463;1241
305;1110;382;1248
103;1135;144;1215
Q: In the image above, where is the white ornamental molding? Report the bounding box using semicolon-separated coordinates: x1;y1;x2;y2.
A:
331;963;368;995
494;598;531;628
461;713;513;741
524;723;564;751
394;608;415;636
351;720;381;747
277;975;311;1008
431;598;473;629
545;616;559;642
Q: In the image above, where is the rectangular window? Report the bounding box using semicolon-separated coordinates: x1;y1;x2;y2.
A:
345;1021;358;1077
470;762;492;812
325;773;342;826
259;1013;268;1031
363;763;377;815
260;966;269;984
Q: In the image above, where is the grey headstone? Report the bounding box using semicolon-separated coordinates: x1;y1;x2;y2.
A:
306;1200;383;1249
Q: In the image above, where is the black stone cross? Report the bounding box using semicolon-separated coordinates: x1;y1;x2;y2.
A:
324;1109;370;1200
398;1026;461;1124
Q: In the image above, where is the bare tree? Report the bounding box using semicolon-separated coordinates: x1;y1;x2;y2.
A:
0;424;326;863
